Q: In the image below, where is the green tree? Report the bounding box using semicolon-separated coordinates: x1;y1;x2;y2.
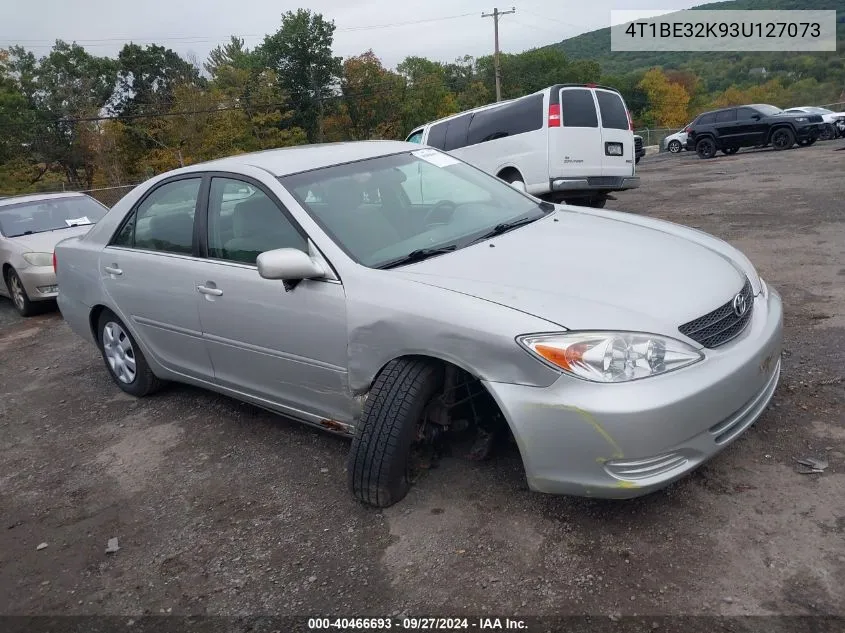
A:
114;43;202;116
397;56;457;133
341;51;404;140
258;9;341;142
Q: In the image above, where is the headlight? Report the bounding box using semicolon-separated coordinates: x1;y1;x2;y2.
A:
518;331;703;383
22;252;53;266
794;117;808;122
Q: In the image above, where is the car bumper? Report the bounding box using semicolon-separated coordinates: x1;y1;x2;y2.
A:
18;265;59;301
550;176;640;192
483;282;783;499
796;125;819;141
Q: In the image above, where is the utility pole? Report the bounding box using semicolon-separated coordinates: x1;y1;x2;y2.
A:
482;7;515;102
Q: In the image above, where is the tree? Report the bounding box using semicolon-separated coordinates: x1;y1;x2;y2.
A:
341;51;404;140
114;43;203;116
637;68;690;128
205;36;257;78
397;56;457;134
258;9;341;142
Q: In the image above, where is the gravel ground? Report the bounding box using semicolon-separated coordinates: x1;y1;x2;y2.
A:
1;141;843;619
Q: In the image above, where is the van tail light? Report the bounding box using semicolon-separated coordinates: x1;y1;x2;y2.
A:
548;103;561;127
626;110;633;131
52;252;57;274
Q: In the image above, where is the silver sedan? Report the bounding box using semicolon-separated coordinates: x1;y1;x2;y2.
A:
55;141;783;507
1;192;108;316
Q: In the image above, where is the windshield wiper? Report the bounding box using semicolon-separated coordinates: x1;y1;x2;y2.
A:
376;245;458;270
466;214;544;246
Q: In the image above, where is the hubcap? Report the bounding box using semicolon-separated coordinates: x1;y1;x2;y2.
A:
670;141;680;152
102;321;137;384
773;132;788;148
9;274;24;310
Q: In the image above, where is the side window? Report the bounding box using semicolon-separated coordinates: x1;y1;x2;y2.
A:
737;107;758;120
443;115;472;151
426;122;448;149
207;177;307;265
560;89;598;127
715;109;737;123
698;113;716;125
466;94;543;146
595;91;629;129
112;212;135;246
406;129;424;144
130;178;201;254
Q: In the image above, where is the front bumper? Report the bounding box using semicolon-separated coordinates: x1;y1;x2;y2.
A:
18;265;58;301
483;282;783;498
796;124;819;141
550;176;640;192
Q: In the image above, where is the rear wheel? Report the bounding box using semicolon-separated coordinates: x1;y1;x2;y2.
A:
668;140;682;153
771;127;795;151
695;137;717;159
97;310;161;397
585;195;607;209
5;268;36;317
348;358;444;507
819;124;835;141
499;170;526;191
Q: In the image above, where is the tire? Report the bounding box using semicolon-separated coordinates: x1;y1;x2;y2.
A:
348;358;444;508
97;309;161;397
722;147;739;155
799;137;817;147
585;195;607;209
819;124;835;141
500;171;526;191
771;127;795;151
668;140;682;153
695;137;717;159
5;268;36;317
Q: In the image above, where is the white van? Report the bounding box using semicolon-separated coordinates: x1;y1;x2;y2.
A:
405;84;640;208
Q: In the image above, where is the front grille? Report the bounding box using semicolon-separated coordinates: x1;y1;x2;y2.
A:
634;136;643;150
678;278;754;348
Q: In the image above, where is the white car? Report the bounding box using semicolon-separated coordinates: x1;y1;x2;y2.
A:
405;84;640;209
784;107;843;140
663;125;691;153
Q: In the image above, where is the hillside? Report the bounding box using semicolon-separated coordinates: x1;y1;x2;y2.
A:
551;0;845;89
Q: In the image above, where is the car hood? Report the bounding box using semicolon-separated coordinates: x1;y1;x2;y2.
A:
3;225;94;253
393;209;748;340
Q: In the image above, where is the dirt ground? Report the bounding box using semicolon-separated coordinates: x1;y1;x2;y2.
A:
1;141;844;619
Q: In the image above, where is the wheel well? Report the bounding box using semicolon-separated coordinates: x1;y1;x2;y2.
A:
89;304;109;344
496;167;523;183
2;263;11;284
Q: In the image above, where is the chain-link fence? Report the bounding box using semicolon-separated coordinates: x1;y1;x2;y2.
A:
76;183;141;208
633;128;680;150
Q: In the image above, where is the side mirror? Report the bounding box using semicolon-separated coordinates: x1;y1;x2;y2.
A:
751;114;761;120
257;248;325;282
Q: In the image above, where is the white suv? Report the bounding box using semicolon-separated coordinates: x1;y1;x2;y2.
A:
405;84;640;208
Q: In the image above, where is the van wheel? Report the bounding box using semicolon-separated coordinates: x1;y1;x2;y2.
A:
695;137;717;159
499;170;526;191
348;358;444;508
585;196;607;209
771;127;795;150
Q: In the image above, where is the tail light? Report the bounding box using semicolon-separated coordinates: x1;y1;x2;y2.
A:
548;103;561;127
626;110;633;131
52;252;57;274
683;126;691;133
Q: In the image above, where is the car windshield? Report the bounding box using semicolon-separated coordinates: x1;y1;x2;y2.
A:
280;150;549;269
0;196;108;238
755;104;784;116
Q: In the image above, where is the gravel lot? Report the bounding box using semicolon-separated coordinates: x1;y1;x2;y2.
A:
1;141;844;619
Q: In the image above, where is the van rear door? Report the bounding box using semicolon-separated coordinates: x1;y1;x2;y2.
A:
547;87;603;180
594;89;634;177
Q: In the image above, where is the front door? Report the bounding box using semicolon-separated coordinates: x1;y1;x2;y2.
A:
194;176;350;422
735;107;767;145
100;176;214;380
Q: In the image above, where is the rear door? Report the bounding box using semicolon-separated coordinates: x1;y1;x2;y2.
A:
548;87;603;179
594;89;634;176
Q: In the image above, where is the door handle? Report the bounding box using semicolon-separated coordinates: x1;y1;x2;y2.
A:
104;265;123;276
197;285;223;296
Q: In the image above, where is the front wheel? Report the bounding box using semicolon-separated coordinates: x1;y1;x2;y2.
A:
695;137;717;159
5;268;36;317
97;310;162;397
668;140;682;153
348;358;444;507
771;127;796;151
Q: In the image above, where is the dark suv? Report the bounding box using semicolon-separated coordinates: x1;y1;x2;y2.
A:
686;104;821;159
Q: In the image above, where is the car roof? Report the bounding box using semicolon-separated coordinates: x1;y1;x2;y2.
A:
189;140;418;177
0;191;88;208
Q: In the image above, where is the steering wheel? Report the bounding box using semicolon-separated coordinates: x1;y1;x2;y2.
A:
423;200;457;226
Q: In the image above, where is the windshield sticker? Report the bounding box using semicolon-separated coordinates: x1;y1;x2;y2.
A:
65;216;92;226
412;148;460;168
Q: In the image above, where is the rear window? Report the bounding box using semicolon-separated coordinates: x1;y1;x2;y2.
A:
595;91;628;129
466;94;543;146
697;113;716;125
427;122;447;149
715;109;736;122
560;89;598;128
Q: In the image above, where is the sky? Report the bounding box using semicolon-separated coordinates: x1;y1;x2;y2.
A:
0;0;703;70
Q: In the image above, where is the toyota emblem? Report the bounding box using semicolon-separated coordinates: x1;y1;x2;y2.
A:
732;292;749;317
